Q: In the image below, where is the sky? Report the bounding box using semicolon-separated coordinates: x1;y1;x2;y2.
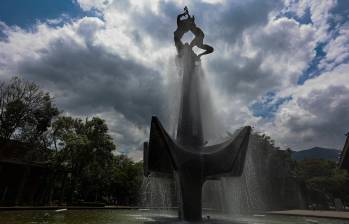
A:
0;0;349;160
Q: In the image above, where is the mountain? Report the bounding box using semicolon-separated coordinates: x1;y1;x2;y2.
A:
291;147;341;161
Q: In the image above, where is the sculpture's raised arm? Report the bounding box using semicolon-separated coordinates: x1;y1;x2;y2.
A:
177;7;189;26
174;7;192;52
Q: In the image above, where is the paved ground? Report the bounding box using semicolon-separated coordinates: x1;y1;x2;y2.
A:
0;206;177;211
267;210;349;220
2;207;349;220
0;206;140;210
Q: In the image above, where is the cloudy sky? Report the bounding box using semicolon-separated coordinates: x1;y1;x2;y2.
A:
1;0;349;158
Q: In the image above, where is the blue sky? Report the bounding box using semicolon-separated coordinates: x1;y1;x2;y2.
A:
0;0;87;28
0;0;349;157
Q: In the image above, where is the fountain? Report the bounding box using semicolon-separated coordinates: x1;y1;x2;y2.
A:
143;7;251;222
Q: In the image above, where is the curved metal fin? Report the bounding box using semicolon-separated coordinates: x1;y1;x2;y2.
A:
145;116;176;176
202;126;251;178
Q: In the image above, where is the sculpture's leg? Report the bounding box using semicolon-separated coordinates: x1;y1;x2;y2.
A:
198;44;214;57
176;170;203;221
189;35;214;58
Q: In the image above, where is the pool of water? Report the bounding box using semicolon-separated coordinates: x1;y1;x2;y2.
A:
0;209;348;224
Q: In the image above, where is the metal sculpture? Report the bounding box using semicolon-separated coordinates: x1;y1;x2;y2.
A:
144;7;251;222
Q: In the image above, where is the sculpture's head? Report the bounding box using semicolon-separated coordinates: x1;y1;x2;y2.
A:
188;15;196;26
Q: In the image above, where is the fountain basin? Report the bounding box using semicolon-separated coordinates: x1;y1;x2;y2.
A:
0;209;347;224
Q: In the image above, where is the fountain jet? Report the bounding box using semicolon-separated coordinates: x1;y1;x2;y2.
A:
144;7;251;222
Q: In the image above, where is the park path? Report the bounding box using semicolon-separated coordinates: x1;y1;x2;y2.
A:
268;210;349;220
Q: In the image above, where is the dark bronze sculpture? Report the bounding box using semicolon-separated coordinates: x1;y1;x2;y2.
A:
174;7;214;58
144;7;251;222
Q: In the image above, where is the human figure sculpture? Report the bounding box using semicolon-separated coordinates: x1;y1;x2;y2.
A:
174;7;214;58
174;6;191;52
188;16;214;58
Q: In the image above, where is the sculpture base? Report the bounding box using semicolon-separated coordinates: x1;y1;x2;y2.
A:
144;117;251;222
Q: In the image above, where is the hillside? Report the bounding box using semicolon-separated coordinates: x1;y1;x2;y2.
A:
291;147;341;161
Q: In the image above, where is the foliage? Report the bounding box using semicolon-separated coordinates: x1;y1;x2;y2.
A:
51;116;116;202
49;116;144;205
0;77;59;146
0;77;144;206
109;155;143;205
293;159;349;204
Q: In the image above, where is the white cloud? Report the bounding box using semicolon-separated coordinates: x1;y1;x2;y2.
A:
320;23;349;71
0;0;348;156
95;110;148;153
260;63;349;150
249;16;316;86
76;0;114;11
283;0;337;42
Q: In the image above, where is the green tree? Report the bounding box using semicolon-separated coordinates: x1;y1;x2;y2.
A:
51;116;116;203
293;159;349;206
0;77;59;146
110;155;143;205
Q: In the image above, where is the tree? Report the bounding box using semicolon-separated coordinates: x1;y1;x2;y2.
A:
51;116;116;203
293;159;349;206
0;77;59;146
0;77;144;206
110;155;143;205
